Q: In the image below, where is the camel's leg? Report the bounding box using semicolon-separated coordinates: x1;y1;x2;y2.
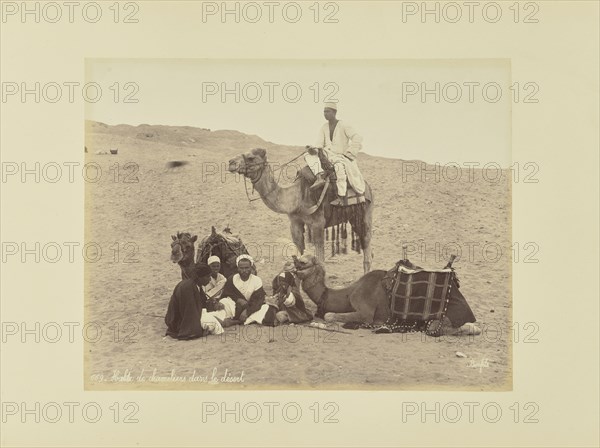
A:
324;311;366;324
290;218;305;254
361;202;375;274
310;222;326;262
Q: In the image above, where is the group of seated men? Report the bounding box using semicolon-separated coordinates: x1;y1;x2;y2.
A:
164;254;313;340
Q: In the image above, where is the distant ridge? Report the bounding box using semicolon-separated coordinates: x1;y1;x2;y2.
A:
85;120;303;154
85;120;460;170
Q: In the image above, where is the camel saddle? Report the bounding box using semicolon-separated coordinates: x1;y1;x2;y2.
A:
298;164;369;207
379;256;476;335
382;260;455;323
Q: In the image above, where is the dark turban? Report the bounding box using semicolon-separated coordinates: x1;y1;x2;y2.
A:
272;271;295;293
192;262;211;279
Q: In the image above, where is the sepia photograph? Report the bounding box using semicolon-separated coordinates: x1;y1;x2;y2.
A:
2;2;598;446
84;59;513;390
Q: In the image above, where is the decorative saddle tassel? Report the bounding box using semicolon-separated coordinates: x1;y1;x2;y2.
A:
331;226;336;257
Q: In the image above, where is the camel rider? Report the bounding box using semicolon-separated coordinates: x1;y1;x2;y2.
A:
203;255;227;300
304;102;366;206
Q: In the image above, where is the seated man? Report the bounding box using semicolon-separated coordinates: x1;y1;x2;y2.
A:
304;102;366;206
203;255;227;300
220;255;266;322
273;271;313;324
164;262;212;340
244;271;314;327
199;294;238;336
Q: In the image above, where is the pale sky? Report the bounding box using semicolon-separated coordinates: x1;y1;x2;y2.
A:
86;59;511;166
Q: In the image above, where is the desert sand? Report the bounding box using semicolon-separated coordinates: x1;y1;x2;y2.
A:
84;121;511;390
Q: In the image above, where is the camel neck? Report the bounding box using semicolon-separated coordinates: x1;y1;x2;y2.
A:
180;253;194;266
301;278;327;305
252;165;301;214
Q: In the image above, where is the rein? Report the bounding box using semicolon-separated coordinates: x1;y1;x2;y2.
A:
294;265;329;317
242;151;307;203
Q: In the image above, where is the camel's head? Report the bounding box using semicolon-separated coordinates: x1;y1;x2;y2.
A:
170;232;198;264
228;148;268;182
291;254;323;280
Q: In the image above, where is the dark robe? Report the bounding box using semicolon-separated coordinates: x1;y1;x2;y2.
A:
276;286;313;324
164;278;206;340
221;275;266;321
270;274;313;324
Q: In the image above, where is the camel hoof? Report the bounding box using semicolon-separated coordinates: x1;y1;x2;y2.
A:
323;313;336;323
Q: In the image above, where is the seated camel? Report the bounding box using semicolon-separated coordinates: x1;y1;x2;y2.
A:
291;254;390;325
291;254;480;336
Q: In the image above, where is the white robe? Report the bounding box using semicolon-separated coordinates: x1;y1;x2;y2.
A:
231;273;263;300
203;273;226;299
305;120;366;195
200;297;236;335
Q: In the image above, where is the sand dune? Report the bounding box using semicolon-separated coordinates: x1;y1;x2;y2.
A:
84;121;511;390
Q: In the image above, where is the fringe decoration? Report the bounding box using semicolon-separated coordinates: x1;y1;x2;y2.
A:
331;225;336;257
326;201;369;256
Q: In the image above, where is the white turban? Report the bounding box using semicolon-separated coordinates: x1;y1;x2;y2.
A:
324;102;338;110
207;255;221;265
236;254;254;266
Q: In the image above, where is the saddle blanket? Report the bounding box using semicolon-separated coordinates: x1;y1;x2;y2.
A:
386;263;455;322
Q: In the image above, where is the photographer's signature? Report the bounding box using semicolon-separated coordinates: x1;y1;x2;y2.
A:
467;358;490;373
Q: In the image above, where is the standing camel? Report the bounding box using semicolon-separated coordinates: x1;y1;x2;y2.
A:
228;148;374;273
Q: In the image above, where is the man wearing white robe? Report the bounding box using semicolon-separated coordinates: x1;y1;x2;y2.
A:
203;255;227;300
201;255;265;335
199;296;237;336
304;102;366;205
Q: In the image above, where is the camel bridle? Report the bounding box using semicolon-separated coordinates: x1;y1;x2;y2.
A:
241;150;308;204
241;153;270;203
172;239;194;260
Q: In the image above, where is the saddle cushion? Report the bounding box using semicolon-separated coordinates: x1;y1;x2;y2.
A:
386;263;454;322
382;260;476;328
